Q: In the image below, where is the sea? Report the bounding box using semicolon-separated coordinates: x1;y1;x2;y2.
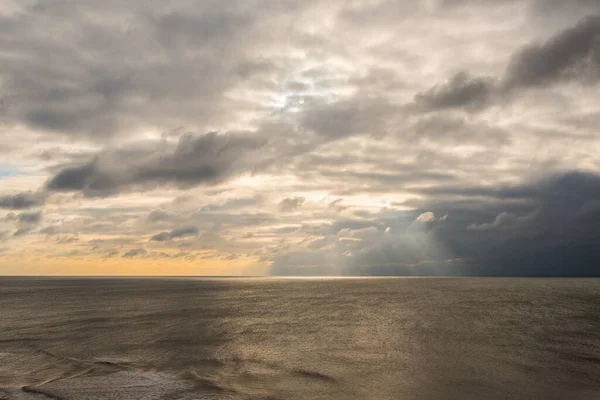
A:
1;277;600;399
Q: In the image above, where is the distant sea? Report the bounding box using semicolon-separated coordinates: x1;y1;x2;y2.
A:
1;277;600;399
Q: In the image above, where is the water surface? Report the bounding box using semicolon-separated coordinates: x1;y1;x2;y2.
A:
1;277;599;399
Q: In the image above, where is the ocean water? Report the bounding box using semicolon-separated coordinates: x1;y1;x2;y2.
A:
1;277;600;399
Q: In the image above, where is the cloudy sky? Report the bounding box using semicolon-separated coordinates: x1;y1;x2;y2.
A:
1;0;599;276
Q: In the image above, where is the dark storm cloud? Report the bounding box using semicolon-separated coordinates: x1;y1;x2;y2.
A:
150;226;198;242
414;14;600;111
0;192;45;209
273;171;600;277
420;171;600;276
46;132;267;196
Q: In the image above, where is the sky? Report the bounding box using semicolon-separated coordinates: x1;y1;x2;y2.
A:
1;0;600;276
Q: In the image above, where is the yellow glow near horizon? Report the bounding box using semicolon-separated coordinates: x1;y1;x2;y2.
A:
0;254;269;276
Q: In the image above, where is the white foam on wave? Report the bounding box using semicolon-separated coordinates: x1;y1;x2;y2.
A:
0;371;227;400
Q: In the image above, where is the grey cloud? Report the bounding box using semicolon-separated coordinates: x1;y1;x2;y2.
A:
0;192;45;209
13;227;32;237
278;197;305;212
291;148;488;195
272;226;300;234
89;237;137;246
530;0;600;22
414;72;496;111
439;0;521;8
169;226;199;239
503;14;600;89
199;196;264;212
314;169;456;190
150;226;198;242
327;199;347;213
411;114;509;146
151;251;197;260
39;226;56;235
149;232;170;242
46;132;267;196
122;248;148;258
414;14;600;111
55;235;79;244
17;211;42;224
102;249;120;259
299;95;396;138
0;0;299;140
412;171;600;204
147;210;174;223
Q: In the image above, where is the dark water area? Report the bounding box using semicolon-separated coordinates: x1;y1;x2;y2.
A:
1;277;600;399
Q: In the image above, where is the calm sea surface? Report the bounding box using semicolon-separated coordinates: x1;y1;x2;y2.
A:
1;278;600;399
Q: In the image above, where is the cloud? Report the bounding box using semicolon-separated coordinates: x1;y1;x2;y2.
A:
327;199;347;213
425;171;600;276
273;171;600;277
122;248;148;258
55;235;79;244
414;72;496;111
17;211;42;224
415;212;447;224
271;214;451;276
278;197;305;212
467;212;519;231
147;210;174;223
503;14;600;89
39;226;56;235
416;212;436;223
0;192;45;209
411;114;509;146
414;14;600;111
13;227;32;237
1;211;43;238
0;0;298;140
46;132;267;196
530;0;600;21
150;226;198;242
0;1;598;277
299;95;397;139
199;196;264;212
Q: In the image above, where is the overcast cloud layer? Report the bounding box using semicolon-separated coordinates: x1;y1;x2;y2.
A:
1;0;599;276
